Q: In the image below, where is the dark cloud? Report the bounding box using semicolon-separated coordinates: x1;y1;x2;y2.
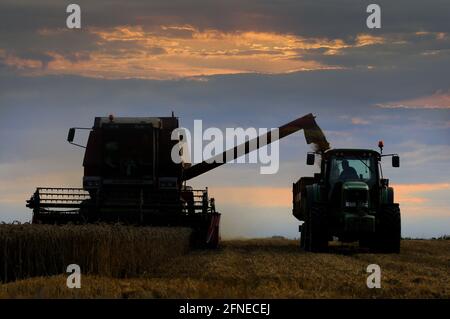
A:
13;50;55;68
1;0;449;78
2;0;450;36
1;63;448;135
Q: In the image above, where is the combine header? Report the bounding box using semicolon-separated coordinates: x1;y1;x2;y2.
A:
27;113;327;247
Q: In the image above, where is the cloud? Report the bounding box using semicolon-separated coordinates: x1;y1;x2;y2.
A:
0;158;82;206
351;117;370;125
3;27;449;80
398;141;450;166
2;26;365;79
3;0;450;37
377;90;450;109
2;0;450;79
394;183;450;205
212;183;450;212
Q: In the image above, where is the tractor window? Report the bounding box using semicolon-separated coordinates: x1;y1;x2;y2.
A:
329;156;376;186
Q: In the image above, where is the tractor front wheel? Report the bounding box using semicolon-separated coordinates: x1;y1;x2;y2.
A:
371;204;401;253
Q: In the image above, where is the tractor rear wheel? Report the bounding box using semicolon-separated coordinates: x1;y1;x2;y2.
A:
372;204;401;253
304;205;328;252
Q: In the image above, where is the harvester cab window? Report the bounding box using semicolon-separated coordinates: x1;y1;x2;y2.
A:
104;141;120;172
102;129;154;178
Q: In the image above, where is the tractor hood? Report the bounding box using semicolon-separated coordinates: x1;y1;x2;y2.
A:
341;181;370;210
341;180;375;234
342;181;369;191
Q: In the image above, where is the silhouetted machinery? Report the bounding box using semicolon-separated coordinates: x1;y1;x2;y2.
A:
293;143;401;253
27;113;327;247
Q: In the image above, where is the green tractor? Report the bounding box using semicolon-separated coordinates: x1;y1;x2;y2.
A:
293;142;401;253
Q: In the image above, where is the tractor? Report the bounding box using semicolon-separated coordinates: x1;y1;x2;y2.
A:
293;143;401;253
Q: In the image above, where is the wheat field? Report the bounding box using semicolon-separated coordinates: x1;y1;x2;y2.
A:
0;237;449;298
0;224;192;283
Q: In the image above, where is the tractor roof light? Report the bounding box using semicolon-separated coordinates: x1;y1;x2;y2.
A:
378;140;384;154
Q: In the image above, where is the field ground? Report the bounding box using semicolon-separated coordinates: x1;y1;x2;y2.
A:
1;239;449;298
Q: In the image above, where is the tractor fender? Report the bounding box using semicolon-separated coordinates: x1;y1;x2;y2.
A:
305;184;321;204
298;184;321;222
380;186;394;205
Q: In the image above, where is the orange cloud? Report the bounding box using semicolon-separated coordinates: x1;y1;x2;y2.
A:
415;31;447;40
393;183;450;205
351;117;370;125
4;26;387;79
355;34;384;46
377;90;450;109
0;168;80;205
0;50;43;70
211;183;450;211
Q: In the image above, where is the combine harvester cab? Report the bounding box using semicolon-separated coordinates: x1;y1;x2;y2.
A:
27;112;328;249
27;115;220;248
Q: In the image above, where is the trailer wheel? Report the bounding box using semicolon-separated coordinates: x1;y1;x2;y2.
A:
304;204;328;252
372;204;401;253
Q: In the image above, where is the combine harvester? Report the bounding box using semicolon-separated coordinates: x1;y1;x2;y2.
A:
27;113;326;248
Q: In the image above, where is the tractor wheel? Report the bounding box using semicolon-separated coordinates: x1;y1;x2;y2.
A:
359;237;372;248
372;204;401;253
304;205;328;252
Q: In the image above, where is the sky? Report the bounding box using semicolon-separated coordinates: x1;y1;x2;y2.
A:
0;0;449;238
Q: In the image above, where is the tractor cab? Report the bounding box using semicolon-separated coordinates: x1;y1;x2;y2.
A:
322;149;380;212
326;150;378;186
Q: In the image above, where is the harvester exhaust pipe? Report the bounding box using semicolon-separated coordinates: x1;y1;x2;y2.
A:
182;113;330;181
